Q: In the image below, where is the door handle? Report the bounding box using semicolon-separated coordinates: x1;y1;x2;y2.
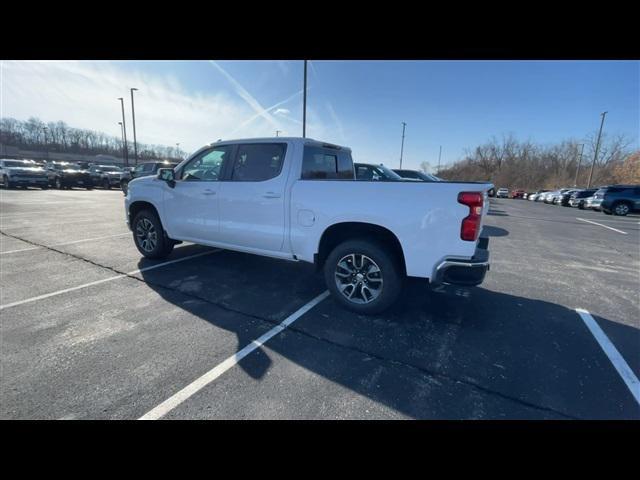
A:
203;189;217;196
262;192;281;198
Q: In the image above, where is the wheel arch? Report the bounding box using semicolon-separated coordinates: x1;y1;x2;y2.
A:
315;221;406;275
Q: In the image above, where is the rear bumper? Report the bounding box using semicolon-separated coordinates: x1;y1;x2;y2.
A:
431;237;490;287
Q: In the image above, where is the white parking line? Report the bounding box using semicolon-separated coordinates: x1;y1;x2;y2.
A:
1;217;122;230
0;232;130;255
576;308;640;406
139;290;331;420
576;218;628;235
0;249;219;311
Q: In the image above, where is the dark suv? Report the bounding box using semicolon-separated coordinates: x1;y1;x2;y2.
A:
120;160;180;194
597;185;640;216
46;161;93;189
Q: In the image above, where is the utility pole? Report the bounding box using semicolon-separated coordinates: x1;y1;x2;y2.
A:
573;143;585;187
130;88;139;165
117;97;129;167
437;145;442;173
587;111;607;188
399;122;407;169
302;60;308;138
176;143;180;160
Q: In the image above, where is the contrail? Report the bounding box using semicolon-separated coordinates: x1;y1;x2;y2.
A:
209;61;279;129
230;89;304;135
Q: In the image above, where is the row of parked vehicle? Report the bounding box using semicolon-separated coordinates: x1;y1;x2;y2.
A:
0;158;180;193
494;186;640;216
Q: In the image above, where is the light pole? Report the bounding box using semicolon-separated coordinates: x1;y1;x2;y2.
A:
117;97;129;167
573;143;585;187
118;122;126;163
437;145;442;173
302;60;308;138
130;87;139;165
399;122;407;169
176;143;180;160
42;126;49;160
587;111;608;188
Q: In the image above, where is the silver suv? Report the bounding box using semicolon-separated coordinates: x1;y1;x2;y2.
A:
0;159;49;189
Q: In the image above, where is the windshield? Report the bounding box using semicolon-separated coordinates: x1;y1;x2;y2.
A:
4;161;37;168
376;165;403;180
98;166;122;172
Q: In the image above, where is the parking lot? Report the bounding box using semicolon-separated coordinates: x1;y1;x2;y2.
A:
1;187;639;419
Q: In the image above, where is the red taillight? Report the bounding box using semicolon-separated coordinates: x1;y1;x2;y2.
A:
458;192;483;241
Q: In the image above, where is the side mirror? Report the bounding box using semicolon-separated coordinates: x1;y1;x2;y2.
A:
157;168;176;188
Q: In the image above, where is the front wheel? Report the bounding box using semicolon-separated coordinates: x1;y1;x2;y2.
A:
121;181;128;195
324;239;402;315
103;178;111;190
132;209;174;259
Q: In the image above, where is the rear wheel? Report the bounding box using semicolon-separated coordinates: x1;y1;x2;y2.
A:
103;178;111;190
613;202;630;216
324;239;402;315
132;209;174;259
55;177;63;189
2;175;14;189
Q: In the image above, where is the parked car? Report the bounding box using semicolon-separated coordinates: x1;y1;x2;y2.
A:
355;163;404;181
46;161;93;189
392;169;442;182
511;189;526;199
125;137;492;314
597;185;640;216
567;189;596;208
530;190;550;202
120;160;180;194
88;164;124;189
551;188;574;205
0;159;49;189
496;188;509;198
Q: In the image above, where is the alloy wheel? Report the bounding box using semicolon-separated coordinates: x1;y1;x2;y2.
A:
334;253;383;304
135;218;158;253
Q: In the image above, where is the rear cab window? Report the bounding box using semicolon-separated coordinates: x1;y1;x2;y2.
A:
301;146;354;180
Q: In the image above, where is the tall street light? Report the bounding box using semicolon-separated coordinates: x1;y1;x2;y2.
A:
130;88;139;165
437;145;442;173
118;122;126;164
118;97;129;167
302;60;308;138
42;126;49;160
176;143;180;160
587;111;608;188
573;143;585;187
399;122;407;169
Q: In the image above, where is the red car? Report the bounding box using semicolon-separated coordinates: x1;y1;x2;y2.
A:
511;189;526;199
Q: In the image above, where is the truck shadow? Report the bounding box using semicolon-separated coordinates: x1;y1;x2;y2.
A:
136;245;639;419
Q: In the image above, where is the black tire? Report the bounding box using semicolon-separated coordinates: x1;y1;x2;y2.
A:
603;209;612;215
103;178;111;190
324;239;402;315
121;181;128;195
132;209;174;259
578;202;584;210
55;177;63;190
40;185;49;190
612;202;631;216
3;175;14;189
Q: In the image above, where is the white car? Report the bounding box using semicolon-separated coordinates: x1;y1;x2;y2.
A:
0;158;49;189
125;137;493;314
496;188;509;198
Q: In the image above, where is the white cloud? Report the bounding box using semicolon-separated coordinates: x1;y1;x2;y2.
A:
0;61;299;155
273;108;290;116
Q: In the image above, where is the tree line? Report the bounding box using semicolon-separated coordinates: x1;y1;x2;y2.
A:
0;117;184;161
433;133;639;189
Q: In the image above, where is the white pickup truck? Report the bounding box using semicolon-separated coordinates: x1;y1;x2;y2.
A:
125;137;492;314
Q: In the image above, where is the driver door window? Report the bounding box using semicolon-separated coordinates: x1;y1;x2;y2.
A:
180;147;230;181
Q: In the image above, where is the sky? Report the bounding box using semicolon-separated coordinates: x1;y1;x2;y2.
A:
1;60;638;171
